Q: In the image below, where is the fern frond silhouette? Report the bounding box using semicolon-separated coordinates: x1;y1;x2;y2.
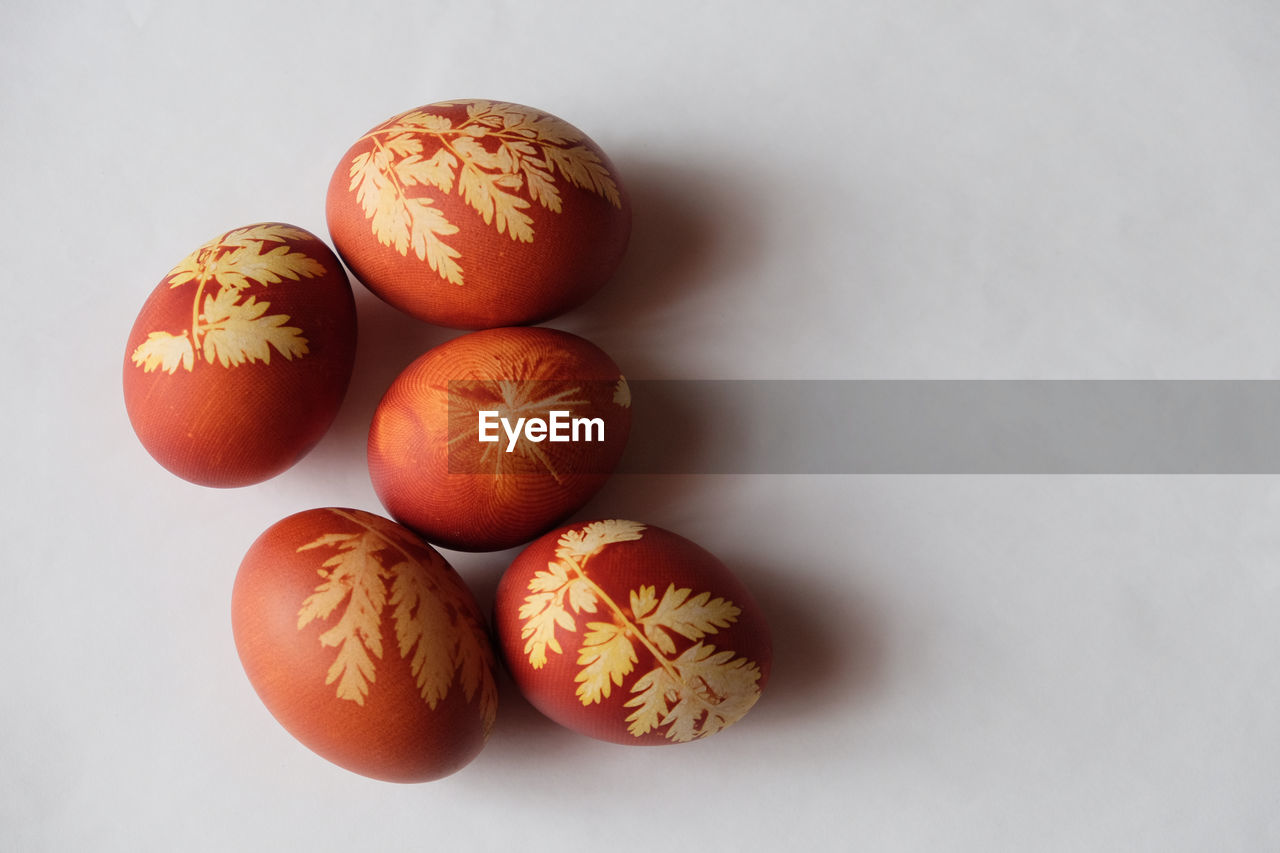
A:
130;224;319;375
295;510;497;729
518;521;761;742
347;100;622;285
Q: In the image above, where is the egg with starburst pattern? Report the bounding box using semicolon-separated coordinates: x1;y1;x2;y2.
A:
368;326;631;551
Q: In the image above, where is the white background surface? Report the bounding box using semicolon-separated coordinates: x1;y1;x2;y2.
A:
3;1;1278;850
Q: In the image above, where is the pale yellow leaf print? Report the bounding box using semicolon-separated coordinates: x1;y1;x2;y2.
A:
404;198;464;283
519;594;573;669
520;156;561;213
629;585;658;620
299;531;364;551
575;622;637;705
455;139;534;243
396;148;457;194
135;223;322;375
521;521;640;668
347;100;622;282
635;583;740;652
451;133;506;172
297;531;388;706
662;643;762;742
298;511;497;726
452;610;499;735
199;290;308;368
376;516;498;727
461;100;505;128
130;330;194;374
527;558;571;593
384;131;423;159
624;667;678;737
629;585;673;655
226;223;317;245
205;243;326;292
516;519;762;741
165;224;320;289
623;643;761;742
565;576;598;614
519;558;598;669
397;110;453;133
613;377;631;407
555;520;646;561
350;145;464;285
389;558;455;709
542;143;622;209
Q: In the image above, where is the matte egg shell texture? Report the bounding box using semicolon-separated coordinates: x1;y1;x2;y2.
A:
326;99;631;329
494;520;772;745
368;326;632;552
231;507;498;783
122;223;357;487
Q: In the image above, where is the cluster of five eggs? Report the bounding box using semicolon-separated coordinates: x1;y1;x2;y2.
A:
122;100;771;782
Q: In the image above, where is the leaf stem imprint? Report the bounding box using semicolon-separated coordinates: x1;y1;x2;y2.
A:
562;552;684;685
133;225;315;375
189;273;209;352
367;134;411;201
329;508;414;565
519;521;761;740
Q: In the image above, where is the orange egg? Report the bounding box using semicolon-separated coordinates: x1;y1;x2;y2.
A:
368;326;631;552
231;507;498;782
494;520;771;745
326;99;630;329
122;223;357;487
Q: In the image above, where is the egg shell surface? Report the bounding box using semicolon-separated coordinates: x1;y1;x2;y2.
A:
231;507;498;783
122;223;357;487
326;99;631;329
368;326;632;552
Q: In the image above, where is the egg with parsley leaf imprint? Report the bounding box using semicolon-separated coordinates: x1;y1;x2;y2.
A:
494;520;772;745
232;507;498;782
122;223;357;487
368;326;631;552
326;99;630;329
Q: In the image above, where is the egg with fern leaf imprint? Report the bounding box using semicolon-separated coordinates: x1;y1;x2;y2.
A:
494;520;772;745
326;99;631;329
122;223;357;487
232;507;498;783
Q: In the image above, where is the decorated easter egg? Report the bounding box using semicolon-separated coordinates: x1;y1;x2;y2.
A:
494;520;771;745
231;507;498;782
122;223;357;487
368;326;631;552
326;99;630;329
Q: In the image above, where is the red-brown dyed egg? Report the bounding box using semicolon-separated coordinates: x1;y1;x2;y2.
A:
232;507;498;782
494;520;771;745
368;327;631;552
326;99;631;329
122;223;357;487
